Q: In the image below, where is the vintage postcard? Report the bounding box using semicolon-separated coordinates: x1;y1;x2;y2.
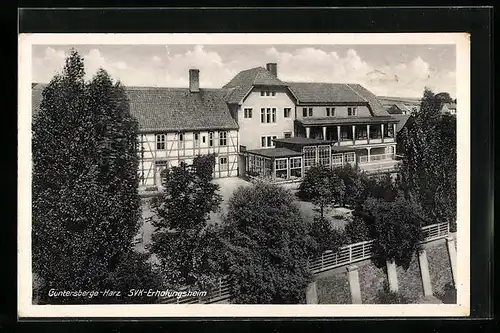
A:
18;33;470;318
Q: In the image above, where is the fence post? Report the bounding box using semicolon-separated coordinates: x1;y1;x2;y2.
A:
349;246;353;262
347;265;362;304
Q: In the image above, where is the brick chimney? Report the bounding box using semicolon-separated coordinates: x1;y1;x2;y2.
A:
266;63;277;77
189;69;200;93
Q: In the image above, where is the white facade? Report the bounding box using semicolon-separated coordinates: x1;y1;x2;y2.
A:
237;86;296;150
139;129;239;187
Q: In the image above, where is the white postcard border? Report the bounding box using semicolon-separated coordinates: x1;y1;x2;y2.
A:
18;33;471;318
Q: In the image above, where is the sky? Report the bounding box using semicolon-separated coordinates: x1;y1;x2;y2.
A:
32;44;456;98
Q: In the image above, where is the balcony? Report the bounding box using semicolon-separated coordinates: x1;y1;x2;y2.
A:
358;153;400;173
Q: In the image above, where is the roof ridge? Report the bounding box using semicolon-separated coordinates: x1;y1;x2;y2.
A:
287;81;358;86
345;84;368;103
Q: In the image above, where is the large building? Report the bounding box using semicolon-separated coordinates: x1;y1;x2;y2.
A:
32;63;403;191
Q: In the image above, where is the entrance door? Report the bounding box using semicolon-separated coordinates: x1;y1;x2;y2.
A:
155;160;169;186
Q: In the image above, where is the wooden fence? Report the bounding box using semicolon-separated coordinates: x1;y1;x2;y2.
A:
161;221;450;304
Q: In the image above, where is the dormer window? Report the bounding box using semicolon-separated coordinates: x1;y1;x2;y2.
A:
326;107;335;117
302;107;313;117
261;90;276;97
348;107;357;116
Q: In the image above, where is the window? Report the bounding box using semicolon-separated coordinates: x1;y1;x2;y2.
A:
308;108;313;117
318;146;331;167
239;145;247;152
219;131;227;146
341;126;352;140
302;107;307;117
356;127;368;139
303;146;317;169
290;157;302;178
284;108;291;118
208;132;214;147
275;158;288;179
261;135;277;148
386;124;394;138
344;152;355;163
156;134;166;150
194;132;200;147
326;107;335;117
244;108;253;118
348;107;357;116
332;153;343;167
202;136;206;143
178;132;185;149
261;108;276;123
261;90;275;97
284;131;292;138
219;157;228;170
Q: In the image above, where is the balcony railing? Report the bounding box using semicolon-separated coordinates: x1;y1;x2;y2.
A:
359;153;394;164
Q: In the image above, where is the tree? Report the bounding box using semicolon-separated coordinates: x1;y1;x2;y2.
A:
32;50;159;304
362;194;425;269
344;214;372;244
435;92;454;105
332;164;366;207
222;181;315;304
298;165;345;218
150;154;223;290
398;88;457;230
309;216;346;254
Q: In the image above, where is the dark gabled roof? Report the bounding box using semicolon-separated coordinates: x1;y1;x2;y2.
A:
223;67;287;104
224;67;286;89
297;116;398;126
126;87;238;132
31;84;238;132
395;103;411;112
245;147;302;158
287;82;364;104
377;96;422;104
443;102;457;109
286;82;389;116
391;114;412;132
346;84;389;116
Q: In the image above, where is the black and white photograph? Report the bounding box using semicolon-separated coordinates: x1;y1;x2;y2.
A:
18;33;470;317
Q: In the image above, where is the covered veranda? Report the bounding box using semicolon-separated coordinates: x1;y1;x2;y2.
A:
244;147;303;182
